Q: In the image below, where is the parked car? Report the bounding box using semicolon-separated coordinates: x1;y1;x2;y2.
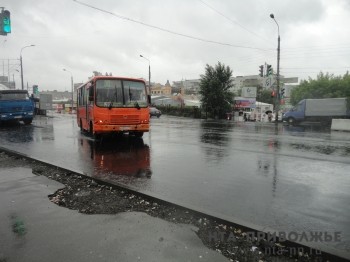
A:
150;107;161;118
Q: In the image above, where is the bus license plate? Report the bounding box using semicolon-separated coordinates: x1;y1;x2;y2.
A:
120;126;130;131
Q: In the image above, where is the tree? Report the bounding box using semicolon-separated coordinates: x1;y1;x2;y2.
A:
256;85;274;105
290;71;350;105
199;62;234;119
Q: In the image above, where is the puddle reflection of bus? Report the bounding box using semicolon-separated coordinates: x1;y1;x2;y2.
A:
80;136;152;180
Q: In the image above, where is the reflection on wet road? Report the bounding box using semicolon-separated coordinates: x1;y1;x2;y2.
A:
79;136;152;185
1;114;350;254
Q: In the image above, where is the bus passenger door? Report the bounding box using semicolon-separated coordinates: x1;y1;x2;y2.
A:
87;85;94;132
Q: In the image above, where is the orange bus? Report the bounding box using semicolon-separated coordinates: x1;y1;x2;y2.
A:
77;76;150;137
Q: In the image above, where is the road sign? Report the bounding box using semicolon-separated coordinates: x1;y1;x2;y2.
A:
263;76;275;88
242;86;257;98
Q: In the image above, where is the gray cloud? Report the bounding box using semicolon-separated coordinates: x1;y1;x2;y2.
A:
1;0;349;91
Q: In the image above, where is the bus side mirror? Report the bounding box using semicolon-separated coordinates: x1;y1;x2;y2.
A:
89;95;94;101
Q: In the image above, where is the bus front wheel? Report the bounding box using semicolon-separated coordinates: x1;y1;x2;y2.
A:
133;132;144;138
89;122;94;136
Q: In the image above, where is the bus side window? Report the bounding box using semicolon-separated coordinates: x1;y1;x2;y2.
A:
88;87;94;101
82;86;86;106
78;89;82;106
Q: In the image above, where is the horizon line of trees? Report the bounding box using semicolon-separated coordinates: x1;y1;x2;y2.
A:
290;71;350;106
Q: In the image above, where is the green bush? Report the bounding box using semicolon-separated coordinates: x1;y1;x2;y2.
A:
156;105;204;119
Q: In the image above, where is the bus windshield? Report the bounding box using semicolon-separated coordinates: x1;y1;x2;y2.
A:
0;92;30;101
96;79;147;108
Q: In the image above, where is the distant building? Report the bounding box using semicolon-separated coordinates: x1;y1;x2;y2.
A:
151;80;172;96
40;90;72;101
172;79;200;95
231;75;262;94
0;76;15;89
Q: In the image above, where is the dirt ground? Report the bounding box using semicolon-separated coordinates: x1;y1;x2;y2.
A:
0;151;330;262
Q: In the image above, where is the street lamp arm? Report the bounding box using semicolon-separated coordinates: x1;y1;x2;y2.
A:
270;14;280;36
140;54;150;64
20;44;35;56
63;68;73;77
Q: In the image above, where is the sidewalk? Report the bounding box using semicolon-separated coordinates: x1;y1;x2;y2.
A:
0;165;227;262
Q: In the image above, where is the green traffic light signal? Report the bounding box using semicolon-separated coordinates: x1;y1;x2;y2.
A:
33;85;39;95
0;10;11;35
3;10;11;33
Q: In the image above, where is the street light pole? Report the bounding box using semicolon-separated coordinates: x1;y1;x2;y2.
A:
140;54;151;105
20;45;35;90
63;68;74;113
270;14;280;125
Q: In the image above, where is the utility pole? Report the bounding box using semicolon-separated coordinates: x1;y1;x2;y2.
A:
270;14;281;125
140;54;152;105
20;45;35;90
63;68;74;113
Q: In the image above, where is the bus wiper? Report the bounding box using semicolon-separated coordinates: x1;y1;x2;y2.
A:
128;87;132;101
129;87;140;109
114;85;118;101
109;84;118;110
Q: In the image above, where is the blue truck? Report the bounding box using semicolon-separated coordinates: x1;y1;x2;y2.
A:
282;98;350;124
0;89;35;125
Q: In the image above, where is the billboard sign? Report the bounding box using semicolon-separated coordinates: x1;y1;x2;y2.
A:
234;97;256;109
242;86;257;98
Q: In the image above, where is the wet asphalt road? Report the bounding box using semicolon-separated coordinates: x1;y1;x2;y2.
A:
1;113;350;256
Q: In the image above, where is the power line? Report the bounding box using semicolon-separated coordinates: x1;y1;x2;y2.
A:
72;0;273;51
281;70;349;74
198;0;273;46
283;43;350;50
282;66;350;70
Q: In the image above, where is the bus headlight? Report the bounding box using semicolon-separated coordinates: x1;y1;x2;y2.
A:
95;119;108;124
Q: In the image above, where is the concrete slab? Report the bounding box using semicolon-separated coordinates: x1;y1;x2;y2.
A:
331;119;350;132
0;168;228;262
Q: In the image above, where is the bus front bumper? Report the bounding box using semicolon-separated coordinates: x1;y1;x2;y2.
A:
93;123;150;133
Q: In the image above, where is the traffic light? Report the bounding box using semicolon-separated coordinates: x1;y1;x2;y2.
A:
0;10;11;35
33;85;39;95
266;64;273;76
281;88;285;98
271;90;275;98
259;65;264;77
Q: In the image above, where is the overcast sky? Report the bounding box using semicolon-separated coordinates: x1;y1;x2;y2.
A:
1;0;350;91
